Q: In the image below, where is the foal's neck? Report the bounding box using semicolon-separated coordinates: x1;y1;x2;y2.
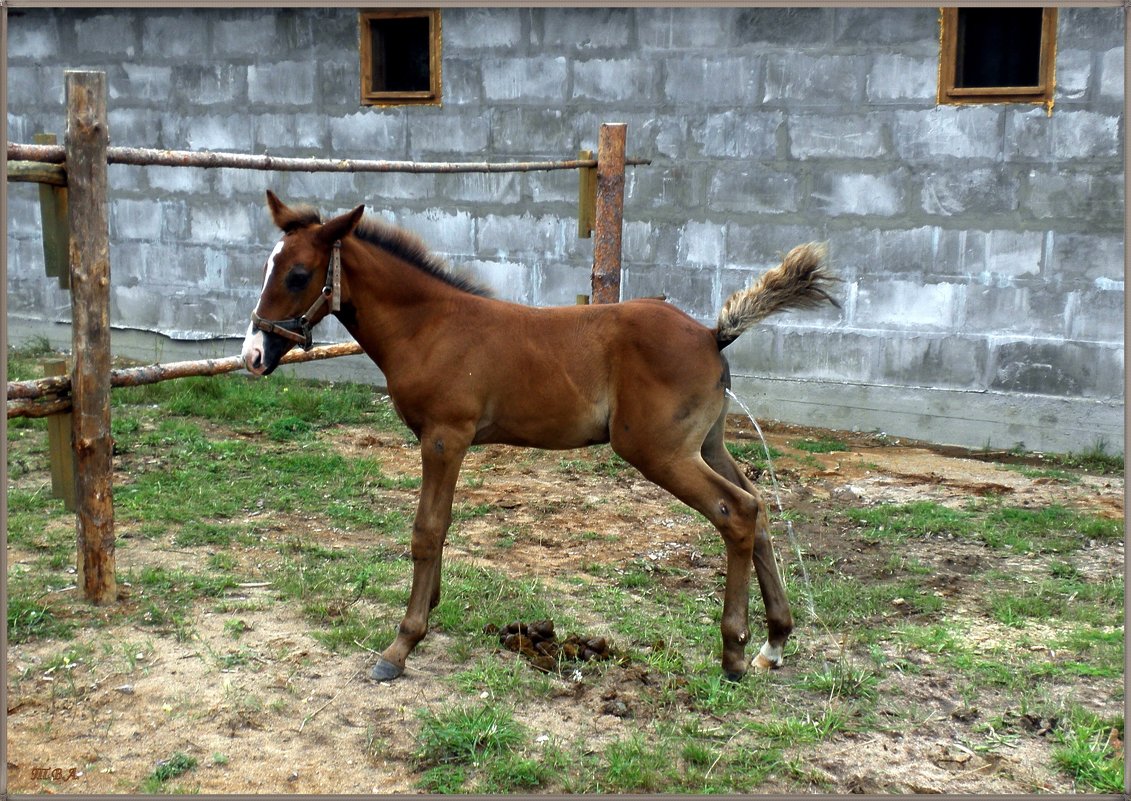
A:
337;237;484;370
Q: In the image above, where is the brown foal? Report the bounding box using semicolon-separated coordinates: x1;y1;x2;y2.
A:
242;191;839;682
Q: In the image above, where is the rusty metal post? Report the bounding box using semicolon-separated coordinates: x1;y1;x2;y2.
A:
577;148;596;239
590;123;627;304
65;70;117;605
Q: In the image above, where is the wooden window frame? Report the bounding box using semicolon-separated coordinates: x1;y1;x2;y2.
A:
359;9;442;107
938;7;1058;106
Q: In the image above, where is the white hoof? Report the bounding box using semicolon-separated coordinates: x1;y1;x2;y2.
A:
751;641;783;671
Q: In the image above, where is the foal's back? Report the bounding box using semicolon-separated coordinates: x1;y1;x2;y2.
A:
449;295;726;450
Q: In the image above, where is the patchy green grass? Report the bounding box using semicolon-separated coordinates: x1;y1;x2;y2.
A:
6;487;71;553
414;703;530;791
845;500;1121;554
6;343;1122;794
432;562;564;639
140;752;198;793
790;437;848;454
1041;439;1124;476
130;565;240;641
449;655;557;699
1005;463;1080;483
726;440;783;472
557;446;632;477
116;431;414;532
6;593;73;644
1052;628;1124;678
596;732;676;791
1052;707;1125;793
845;501;973;542
114;371;401;434
794;660;879;701
987;574;1123;629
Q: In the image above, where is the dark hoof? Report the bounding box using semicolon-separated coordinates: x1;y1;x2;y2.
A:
369;657;404;682
723;669;746;683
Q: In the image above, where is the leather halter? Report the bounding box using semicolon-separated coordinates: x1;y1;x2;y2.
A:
250;240;341;351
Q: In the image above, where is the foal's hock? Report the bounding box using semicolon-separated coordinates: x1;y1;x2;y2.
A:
242;191;839;681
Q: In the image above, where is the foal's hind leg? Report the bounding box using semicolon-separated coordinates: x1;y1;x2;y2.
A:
701;410;793;670
370;426;468;682
617;432;771;680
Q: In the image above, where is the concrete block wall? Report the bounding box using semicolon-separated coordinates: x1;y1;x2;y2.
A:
6;7;1124;454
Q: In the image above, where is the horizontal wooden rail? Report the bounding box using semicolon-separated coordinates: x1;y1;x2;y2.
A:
8;160;68;185
7;142;650;175
8;396;74;419
7;341;365;416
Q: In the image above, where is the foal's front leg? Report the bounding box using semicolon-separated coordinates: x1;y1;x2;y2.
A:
370;428;468;682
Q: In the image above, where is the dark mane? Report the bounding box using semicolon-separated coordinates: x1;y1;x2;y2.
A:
283;204;322;232
354;216;493;298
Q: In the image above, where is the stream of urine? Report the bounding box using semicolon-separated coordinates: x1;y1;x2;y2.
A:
726;389;817;620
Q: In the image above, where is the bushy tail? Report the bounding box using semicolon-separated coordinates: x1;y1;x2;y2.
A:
714;242;839;350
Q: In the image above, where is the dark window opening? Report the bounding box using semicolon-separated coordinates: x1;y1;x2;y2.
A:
360;9;441;106
369;16;430;93
939;7;1057;106
954;8;1043;89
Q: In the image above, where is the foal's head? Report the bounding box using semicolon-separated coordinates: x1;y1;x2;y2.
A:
241;191;363;376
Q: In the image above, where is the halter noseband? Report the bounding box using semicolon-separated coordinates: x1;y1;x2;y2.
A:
250;240;342;351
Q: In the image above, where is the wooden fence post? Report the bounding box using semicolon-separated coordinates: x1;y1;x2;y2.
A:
36;132;77;510
65;70;117;605
590;123;627;305
34;133;71;289
42;358;77;511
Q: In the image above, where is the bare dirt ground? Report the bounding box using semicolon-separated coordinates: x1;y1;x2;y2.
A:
6;418;1124;794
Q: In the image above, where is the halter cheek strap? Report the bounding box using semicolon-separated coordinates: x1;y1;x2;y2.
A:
250;240;341;351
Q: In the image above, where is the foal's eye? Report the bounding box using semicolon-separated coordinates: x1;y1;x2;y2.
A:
285;267;312;292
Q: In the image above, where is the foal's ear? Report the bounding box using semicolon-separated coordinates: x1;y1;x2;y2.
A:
319;204;365;245
265;190;316;233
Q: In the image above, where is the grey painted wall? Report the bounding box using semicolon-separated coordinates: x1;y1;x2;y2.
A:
6;7;1125;454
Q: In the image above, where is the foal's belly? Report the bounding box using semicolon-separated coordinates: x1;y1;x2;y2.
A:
472;423;611;450
473;398;611;450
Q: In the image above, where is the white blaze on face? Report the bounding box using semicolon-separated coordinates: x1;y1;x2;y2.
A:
241;239;286;375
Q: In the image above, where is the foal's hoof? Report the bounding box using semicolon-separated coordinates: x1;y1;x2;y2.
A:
723;669;747;683
368;657;404;682
751;653;779;671
752;643;784;672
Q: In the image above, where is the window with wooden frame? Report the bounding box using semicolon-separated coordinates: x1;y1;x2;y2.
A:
938;7;1057;106
359;9;441;106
